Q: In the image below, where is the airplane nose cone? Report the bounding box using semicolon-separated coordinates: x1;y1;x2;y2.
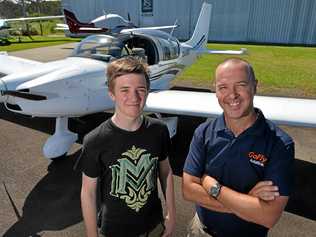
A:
0;79;7;103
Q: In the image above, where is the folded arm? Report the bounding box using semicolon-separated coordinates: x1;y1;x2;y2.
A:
202;175;288;228
182;172;231;213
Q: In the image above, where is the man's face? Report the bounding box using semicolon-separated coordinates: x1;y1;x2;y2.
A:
109;73;148;120
215;62;256;121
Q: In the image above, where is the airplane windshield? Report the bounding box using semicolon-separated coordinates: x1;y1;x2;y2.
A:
72;35;128;61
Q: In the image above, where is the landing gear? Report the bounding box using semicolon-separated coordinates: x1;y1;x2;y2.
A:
43;117;78;159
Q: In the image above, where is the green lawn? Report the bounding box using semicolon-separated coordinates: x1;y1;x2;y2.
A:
174;44;316;98
0;35;80;52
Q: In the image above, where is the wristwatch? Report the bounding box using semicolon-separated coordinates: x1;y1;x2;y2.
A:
209;182;222;199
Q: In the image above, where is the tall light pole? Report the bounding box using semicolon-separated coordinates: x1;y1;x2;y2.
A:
20;0;32;39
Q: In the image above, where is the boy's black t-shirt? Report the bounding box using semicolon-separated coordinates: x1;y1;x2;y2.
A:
80;116;171;236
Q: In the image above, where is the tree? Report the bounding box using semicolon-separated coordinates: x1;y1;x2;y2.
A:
0;0;62;18
0;0;62;36
0;0;23;18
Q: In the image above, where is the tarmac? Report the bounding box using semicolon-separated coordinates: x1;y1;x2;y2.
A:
0;43;315;236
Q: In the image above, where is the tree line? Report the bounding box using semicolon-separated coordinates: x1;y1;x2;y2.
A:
0;0;62;19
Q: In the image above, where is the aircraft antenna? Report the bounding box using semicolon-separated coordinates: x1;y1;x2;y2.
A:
127;12;136;27
168;19;178;41
128;12;131;22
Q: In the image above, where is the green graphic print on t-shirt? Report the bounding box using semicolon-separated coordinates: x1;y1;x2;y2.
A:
109;145;159;212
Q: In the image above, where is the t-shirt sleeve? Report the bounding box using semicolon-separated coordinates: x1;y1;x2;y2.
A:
264;141;294;196
183;125;207;178
78;131;102;178
159;124;171;162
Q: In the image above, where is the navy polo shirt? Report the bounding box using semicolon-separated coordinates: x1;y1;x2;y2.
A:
183;109;294;237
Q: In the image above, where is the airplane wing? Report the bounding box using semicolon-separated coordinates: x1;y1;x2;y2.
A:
196;48;248;55
55;23;69;30
79;27;105;31
120;25;178;33
145;90;316;128
0;52;42;75
207;48;247;55
4;15;64;22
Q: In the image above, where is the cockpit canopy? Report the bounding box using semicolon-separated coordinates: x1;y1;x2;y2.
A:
72;35;127;62
137;30;180;61
72;31;180;65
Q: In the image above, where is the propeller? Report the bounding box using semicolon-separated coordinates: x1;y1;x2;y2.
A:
1;90;47;101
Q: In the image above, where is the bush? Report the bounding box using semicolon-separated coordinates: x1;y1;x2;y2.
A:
9;30;22;36
22;26;39;36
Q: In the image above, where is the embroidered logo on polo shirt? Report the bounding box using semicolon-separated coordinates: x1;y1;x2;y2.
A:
248;152;268;167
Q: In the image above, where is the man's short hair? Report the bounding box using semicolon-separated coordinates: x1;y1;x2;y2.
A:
216;57;256;83
107;56;150;92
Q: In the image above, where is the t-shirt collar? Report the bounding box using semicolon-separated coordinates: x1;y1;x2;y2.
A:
109;115;146;134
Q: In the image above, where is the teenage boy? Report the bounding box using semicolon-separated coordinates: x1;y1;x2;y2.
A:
80;56;176;237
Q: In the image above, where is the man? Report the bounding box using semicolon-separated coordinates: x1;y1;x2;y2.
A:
80;56;176;237
182;58;294;237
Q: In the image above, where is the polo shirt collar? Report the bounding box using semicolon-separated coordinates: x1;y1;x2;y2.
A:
215;108;266;136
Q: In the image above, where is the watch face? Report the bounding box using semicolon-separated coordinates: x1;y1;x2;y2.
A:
210;182;221;198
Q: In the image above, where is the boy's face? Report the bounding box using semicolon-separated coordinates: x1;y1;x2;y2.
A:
109;73;148;120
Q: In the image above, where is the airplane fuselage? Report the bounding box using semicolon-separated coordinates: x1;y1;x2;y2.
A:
0;31;200;118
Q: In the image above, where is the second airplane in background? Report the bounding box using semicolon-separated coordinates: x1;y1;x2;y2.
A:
56;8;178;37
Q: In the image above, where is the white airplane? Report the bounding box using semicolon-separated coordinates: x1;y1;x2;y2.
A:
0;15;64;45
0;3;315;159
56;8;178;36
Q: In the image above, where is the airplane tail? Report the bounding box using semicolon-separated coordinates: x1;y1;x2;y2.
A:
184;2;212;49
63;9;95;33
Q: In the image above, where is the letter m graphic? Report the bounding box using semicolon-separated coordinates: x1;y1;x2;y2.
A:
110;154;158;197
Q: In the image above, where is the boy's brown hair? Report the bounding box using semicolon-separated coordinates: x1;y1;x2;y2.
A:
107;56;150;92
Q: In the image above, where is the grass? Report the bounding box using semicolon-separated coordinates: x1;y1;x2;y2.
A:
9;19;64;36
173;44;316;98
0;35;81;52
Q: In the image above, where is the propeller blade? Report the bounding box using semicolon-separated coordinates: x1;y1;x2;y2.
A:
1;90;47;101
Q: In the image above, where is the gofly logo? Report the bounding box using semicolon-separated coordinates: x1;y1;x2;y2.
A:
248;152;268;167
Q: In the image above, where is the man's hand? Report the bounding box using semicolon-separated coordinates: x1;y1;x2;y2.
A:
201;174;218;191
249;181;280;201
182;172;231;213
162;214;176;237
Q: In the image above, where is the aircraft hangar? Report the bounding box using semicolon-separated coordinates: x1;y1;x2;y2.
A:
61;0;316;45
